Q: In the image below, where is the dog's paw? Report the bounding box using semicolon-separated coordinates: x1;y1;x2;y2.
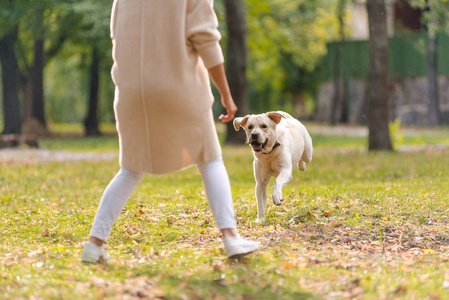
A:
272;193;283;206
273;199;283;206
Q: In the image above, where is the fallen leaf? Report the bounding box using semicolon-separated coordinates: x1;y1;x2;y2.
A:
280;262;294;269
392;285;407;294
322;211;333;217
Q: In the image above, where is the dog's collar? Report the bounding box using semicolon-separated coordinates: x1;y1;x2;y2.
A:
262;141;281;155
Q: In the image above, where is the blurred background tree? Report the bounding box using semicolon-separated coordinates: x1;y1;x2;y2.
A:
409;0;449;126
0;0;27;135
216;0;340;143
243;0;338;117
16;0;80;135
1;0;447;145
365;0;392;151
223;0;248;144
68;0;114;136
0;0;341;138
0;0;113;137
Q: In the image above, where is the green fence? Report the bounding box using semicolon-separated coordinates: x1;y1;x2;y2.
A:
326;32;449;80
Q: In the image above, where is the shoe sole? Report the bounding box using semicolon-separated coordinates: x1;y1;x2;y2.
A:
81;258;109;264
227;249;258;259
81;253;110;264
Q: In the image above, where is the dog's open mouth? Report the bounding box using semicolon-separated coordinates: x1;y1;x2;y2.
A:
251;139;268;152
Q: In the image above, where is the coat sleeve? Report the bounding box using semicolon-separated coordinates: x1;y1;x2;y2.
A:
186;0;224;69
110;0;119;39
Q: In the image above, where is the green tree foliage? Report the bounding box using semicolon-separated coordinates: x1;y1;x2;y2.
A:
3;0;83;131
244;0;339;115
0;0;113;126
43;0;115;124
1;0;341;126
0;0;27;35
68;0;113;58
410;0;449;34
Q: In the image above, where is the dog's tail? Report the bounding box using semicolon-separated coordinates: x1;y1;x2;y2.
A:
298;132;313;171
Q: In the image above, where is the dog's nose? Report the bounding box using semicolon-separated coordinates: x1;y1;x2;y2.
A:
251;133;259;140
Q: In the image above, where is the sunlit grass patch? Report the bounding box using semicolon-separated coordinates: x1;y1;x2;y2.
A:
1;125;449;298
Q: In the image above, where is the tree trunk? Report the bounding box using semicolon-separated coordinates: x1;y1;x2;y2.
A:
22;7;49;136
365;0;393;151
84;46;102;136
224;0;248;145
0;28;21;134
331;63;343;125
293;91;308;120
23;81;33;123
32;9;46;128
331;0;349;125
426;33;440;126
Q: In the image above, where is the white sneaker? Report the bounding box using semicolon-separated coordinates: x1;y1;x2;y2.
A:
223;235;259;259
81;242;111;263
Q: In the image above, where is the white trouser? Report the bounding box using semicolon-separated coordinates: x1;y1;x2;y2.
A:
90;158;237;241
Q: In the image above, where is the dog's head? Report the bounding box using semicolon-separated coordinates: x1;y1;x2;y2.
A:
233;112;284;153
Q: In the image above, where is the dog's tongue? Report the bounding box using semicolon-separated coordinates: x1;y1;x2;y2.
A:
252;142;262;151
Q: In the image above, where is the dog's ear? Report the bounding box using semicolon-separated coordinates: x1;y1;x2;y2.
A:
266;112;284;124
233;115;249;131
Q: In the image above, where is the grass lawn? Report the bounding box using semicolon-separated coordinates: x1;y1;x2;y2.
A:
1;124;449;299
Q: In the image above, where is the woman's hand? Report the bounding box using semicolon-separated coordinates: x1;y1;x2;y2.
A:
218;94;238;123
207;64;237;123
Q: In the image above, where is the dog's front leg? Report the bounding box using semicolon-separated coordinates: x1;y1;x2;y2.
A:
272;163;293;206
254;161;270;222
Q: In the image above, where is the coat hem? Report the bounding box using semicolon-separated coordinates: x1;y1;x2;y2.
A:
120;153;223;175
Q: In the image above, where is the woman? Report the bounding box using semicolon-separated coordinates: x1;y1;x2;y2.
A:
81;0;259;263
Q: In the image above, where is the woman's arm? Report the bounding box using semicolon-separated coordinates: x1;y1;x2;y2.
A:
208;64;238;123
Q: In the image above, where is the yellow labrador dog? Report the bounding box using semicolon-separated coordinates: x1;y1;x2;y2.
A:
233;111;313;222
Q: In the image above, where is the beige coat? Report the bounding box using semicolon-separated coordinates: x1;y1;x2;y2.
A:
110;0;224;174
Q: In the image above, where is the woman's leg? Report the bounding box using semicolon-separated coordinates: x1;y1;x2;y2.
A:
197;158;259;258
89;167;144;243
197;158;237;233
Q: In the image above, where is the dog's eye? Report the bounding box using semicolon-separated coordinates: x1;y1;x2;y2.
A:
248;125;254;130
261;124;267;129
